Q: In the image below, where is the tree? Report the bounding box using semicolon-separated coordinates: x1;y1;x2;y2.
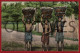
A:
2;12;9;22
65;6;74;17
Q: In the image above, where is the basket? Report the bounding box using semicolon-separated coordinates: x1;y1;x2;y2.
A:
54;7;67;18
41;7;53;19
22;7;36;18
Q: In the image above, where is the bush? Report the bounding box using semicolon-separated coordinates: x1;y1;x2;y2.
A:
65;7;74;17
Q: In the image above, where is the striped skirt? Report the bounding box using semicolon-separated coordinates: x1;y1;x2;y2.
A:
55;32;64;42
25;32;32;42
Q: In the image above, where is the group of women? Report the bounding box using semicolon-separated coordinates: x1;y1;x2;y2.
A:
22;14;66;51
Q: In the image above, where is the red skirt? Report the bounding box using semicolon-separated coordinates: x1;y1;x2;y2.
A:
41;33;49;45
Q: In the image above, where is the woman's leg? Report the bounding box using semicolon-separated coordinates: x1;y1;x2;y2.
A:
46;44;49;51
25;42;28;50
25;42;26;49
61;41;64;51
57;41;59;51
42;42;45;51
29;41;32;51
46;36;49;51
41;34;45;51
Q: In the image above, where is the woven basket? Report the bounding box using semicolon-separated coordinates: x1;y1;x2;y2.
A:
54;7;67;18
41;7;53;19
22;7;36;18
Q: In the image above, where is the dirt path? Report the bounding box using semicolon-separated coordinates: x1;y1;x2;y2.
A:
1;29;78;47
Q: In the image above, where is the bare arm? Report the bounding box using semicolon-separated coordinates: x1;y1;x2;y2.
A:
54;23;57;37
32;16;35;25
63;14;66;23
41;14;43;27
49;23;51;33
55;27;57;33
22;15;26;25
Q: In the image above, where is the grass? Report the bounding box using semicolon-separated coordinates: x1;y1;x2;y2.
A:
2;41;24;48
64;37;78;41
64;43;78;50
2;41;24;51
32;31;42;35
1;41;78;51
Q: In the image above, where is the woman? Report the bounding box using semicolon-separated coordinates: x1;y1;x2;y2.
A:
41;15;51;51
22;15;35;51
54;15;66;51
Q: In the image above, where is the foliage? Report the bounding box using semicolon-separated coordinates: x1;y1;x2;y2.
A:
2;2;79;22
2;3;22;22
70;2;79;15
65;6;74;17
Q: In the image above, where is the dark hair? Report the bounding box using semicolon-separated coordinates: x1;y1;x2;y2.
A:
44;19;49;23
26;18;31;23
58;16;62;19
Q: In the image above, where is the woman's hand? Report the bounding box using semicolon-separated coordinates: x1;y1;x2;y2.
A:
54;32;56;37
45;32;49;34
54;30;57;37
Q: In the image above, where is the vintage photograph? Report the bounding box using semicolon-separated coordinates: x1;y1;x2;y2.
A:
1;1;79;51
